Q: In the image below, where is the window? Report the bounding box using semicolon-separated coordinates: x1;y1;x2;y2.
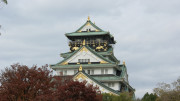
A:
88;70;90;74
86;69;94;75
59;70;67;76
78;59;90;63
108;83;114;87
74;70;78;74
85;59;90;62
112;83;114;87
64;70;67;75
78;59;81;62
105;69;108;74
101;69;108;74
108;83;110;87
59;71;63;76
101;69;104;74
91;70;94;75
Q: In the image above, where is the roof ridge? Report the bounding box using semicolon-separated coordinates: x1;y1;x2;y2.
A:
75;20;103;32
73;70;120;95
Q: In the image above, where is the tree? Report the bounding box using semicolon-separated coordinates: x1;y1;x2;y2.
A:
53;79;102;101
1;0;7;4
119;92;133;101
0;0;7;36
141;92;158;101
102;92;133;101
153;77;180;101
102;93;115;101
0;63;55;101
0;63;103;101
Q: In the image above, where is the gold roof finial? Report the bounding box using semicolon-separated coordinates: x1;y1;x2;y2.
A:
79;65;82;72
87;16;90;21
123;60;126;65
83;39;86;45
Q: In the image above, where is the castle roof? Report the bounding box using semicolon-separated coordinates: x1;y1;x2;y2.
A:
65;17;115;44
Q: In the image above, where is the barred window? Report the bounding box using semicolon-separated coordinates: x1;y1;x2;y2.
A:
108;83;114;87
78;59;90;63
74;70;78;74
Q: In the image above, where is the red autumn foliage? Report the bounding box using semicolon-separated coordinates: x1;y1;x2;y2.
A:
0;63;54;101
0;64;102;101
53;76;102;101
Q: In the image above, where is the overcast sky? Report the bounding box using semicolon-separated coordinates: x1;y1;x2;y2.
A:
0;0;180;98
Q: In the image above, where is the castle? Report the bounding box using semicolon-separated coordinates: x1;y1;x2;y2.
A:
50;17;134;95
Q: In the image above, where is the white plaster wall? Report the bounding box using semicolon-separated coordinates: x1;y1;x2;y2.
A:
80;25;97;32
67;69;76;75
113;68;116;75
55;68;114;76
67;50;103;63
55;70;60;75
94;68;101;75
55;69;78;76
103;82;120;91
108;68;114;74
113;82;120;90
85;68;114;75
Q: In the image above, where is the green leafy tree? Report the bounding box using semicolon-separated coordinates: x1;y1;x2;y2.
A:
141;92;158;101
1;0;7;4
102;92;133;101
134;98;141;101
153;77;180;101
119;92;132;101
102;93;115;101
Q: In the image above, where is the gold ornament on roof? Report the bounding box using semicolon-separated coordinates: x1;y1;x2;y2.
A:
83;39;86;45
95;29;99;32
88;16;90;21
72;42;79;51
72;47;79;51
100;60;108;64
123;60;126;65
96;46;104;50
79;65;83;71
61;62;68;65
80;47;88;52
86;22;90;26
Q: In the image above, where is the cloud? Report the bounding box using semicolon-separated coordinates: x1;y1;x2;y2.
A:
0;0;180;98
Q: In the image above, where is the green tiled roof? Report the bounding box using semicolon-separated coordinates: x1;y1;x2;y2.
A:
61;47;113;58
60;47;119;63
92;75;135;91
51;63;117;69
73;70;120;95
60;52;73;58
118;64;126;78
85;46;114;63
65;20;116;44
75;20;103;32
65;31;110;37
51;45;115;68
65;20;115;40
93;75;123;82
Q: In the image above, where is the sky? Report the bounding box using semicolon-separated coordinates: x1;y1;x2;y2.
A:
0;0;180;98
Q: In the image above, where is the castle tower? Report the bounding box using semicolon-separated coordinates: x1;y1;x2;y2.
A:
50;17;134;95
